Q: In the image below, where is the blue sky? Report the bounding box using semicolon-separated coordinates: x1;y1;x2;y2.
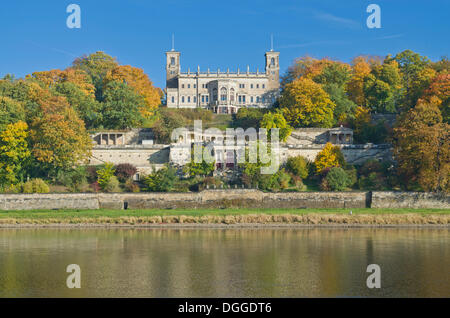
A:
0;0;448;88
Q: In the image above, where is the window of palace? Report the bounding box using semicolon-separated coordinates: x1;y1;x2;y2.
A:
194;96;197;103
171;96;175;103
182;96;185;103
262;84;265;89
251;96;254;103
251;84;254;89
181;84;185;88
220;87;227;101
230;88;235;102
187;96;191;103
187;84;191;89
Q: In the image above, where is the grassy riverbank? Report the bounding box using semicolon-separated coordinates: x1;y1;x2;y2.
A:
0;208;449;225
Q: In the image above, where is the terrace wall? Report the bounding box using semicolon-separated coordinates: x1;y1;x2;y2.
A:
1;191;448;211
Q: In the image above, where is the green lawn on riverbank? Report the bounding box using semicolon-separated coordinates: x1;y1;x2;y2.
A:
0;208;449;220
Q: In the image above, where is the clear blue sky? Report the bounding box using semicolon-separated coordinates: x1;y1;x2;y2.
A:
0;0;448;88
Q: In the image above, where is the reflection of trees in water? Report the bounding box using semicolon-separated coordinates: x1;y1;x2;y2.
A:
0;228;448;297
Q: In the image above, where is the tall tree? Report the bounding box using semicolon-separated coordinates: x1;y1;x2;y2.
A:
281;56;334;90
0;96;25;130
52;82;102;129
104;65;161;118
30;96;92;175
279;78;335;128
0;121;31;186
421;73;450;123
72;51;119;101
28;68;95;98
390;50;432;109
100;81;145;129
393;100;449;192
347;56;372;106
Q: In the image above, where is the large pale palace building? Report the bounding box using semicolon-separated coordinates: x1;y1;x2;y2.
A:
165;49;280;114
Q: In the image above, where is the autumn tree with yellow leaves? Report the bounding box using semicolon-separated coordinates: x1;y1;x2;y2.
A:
280;78;335;128
314;142;346;174
0;121;31;187
30;96;92;174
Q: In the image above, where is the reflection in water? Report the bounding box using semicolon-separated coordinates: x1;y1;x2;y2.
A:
0;228;448;297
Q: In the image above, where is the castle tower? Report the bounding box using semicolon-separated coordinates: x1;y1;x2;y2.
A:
265;51;280;91
166;50;180;89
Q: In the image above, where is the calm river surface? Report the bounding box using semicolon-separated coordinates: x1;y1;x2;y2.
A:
0;228;448;297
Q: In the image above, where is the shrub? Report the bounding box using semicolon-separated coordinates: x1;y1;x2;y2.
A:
326;167;351;191
233;108;265;129
90;181;101;193
319;178;331;191
97;163;116;191
200;176;224;190
56;167;88;192
143;165;177;192
103;176;121;193
358;172;386;190
1;184;21;194
124;179;140;193
115;163;137;182
286;156;309;179
22;178;50;193
344;165;358;188
291;175;306;191
357;159;390;190
86;166;98;183
276;169;291;190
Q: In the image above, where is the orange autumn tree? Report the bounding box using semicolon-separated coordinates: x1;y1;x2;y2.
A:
105;65;161;118
420;73;450;123
393;100;449;192
28;68;95;98
30;95;92;174
281;56;334;89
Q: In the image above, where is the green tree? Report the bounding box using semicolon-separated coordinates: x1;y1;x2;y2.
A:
260;111;292;142
0;121;31;187
286;155;309;179
326;167;351;191
72;51;119;101
0;96;25;130
144;165;177;192
52;82;102;129
389;50;432;109
100;81;145;129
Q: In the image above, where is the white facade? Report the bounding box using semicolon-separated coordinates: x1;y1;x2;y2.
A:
165;50;280;114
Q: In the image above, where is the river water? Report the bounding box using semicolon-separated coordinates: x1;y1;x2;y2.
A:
0;228;448;297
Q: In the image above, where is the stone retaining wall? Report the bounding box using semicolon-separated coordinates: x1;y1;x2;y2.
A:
371;192;450;209
0;191;448;211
